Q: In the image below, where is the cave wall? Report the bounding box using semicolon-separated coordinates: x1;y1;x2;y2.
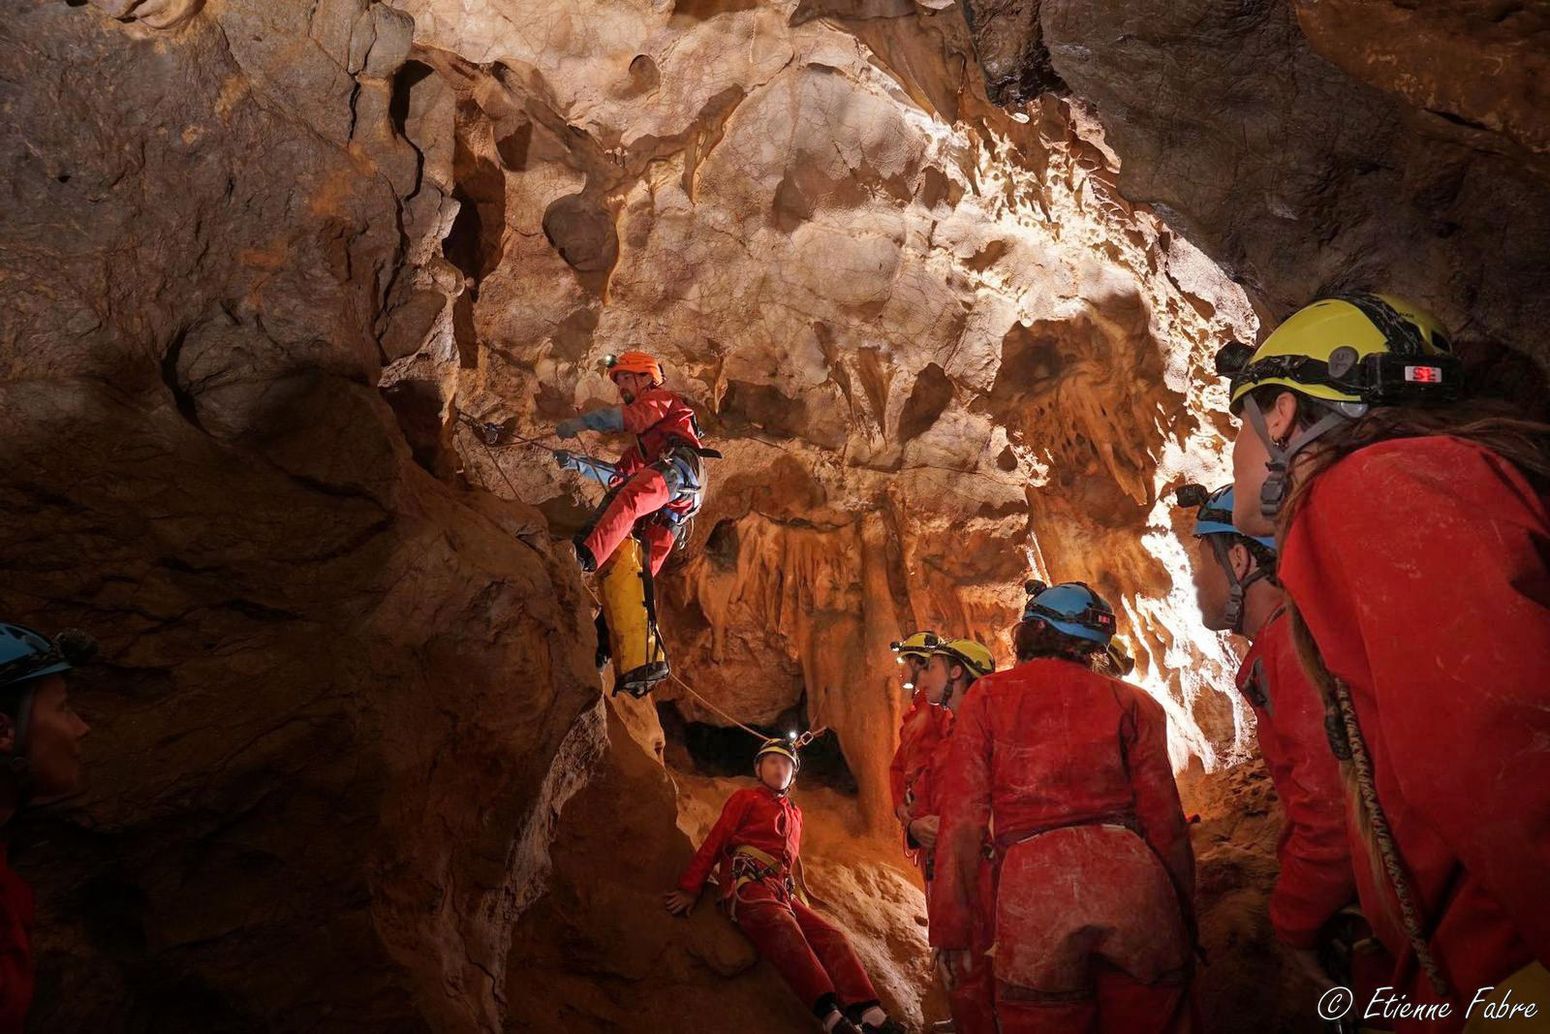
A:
0;1;602;1030
963;0;1550;367
0;0;1482;1029
399;0;1265;795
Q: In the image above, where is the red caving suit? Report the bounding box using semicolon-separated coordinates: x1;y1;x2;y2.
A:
0;846;35;1034
1238;608;1359;949
933;658;1196;1034
1279;436;1550;1031
891;694;950;866
917;706;998;1034
582;387;703;575
677;785;880;1014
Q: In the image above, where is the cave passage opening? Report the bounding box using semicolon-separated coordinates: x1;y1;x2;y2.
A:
656;694;859;795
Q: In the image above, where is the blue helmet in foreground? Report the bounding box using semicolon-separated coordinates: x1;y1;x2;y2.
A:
1021;582;1117;646
0;623;96;767
0;624;84;692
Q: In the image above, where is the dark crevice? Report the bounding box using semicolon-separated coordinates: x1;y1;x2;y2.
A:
160;325;205;432
657;696;858;795
896;363;954;442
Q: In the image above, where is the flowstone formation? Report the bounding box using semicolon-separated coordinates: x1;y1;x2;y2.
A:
392;0;1261;782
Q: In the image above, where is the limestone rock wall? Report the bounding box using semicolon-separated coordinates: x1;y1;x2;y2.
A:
963;0;1550;371
399;0;1262;796
1;2;600;1030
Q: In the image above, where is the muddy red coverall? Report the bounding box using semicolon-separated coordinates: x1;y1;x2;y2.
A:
0;847;35;1034
933;658;1195;1034
1238;608;1358;948
582;387;703;575
1280;436;1550;1029
677;785;881;1015
891;697;949;860
916;710;998;1034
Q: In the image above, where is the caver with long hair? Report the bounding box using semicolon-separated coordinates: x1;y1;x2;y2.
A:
1217;293;1550;1029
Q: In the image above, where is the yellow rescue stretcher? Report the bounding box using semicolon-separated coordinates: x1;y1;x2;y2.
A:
597;531;670;698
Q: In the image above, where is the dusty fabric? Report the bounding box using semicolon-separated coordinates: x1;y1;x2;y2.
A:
1281;435;1550;1029
583;466;677;573
890;697;951;865
734;883;879;1011
932;658;1195;952
994;963;1189;1034
677;785;802;899
1238;609;1358;948
0;846;35;1034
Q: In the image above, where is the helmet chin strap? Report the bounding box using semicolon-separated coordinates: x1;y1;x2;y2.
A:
1242;395;1351;521
1208;535;1271;635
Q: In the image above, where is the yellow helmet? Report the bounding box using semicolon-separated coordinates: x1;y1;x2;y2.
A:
889;630;940;662
932;638;995;679
1216;294;1460;416
1217;294;1463;522
754;737;801;773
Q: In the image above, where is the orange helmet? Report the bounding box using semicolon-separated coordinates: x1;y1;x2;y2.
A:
605;351;663;386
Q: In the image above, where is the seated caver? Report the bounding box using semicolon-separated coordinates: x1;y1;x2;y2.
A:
665;739;905;1034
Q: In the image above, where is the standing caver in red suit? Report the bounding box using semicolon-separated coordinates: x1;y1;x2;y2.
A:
934;582;1196;1034
914;639;999;1034
1278;438;1550;1028
1219;294;1550;1031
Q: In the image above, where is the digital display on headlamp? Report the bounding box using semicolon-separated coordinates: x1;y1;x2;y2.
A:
1364;352;1462;403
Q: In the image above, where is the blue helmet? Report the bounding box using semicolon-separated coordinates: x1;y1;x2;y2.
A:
1020;582;1117;646
1175;483;1278;634
0;623;94;767
1177;483;1276;550
0;623;78;692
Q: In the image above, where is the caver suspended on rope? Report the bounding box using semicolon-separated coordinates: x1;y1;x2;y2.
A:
578;490;670;698
551;350;721;697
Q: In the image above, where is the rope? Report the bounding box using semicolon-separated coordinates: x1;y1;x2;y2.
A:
1332;674;1451;998
464;424;524;499
669;670;769;741
460;413;824;751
